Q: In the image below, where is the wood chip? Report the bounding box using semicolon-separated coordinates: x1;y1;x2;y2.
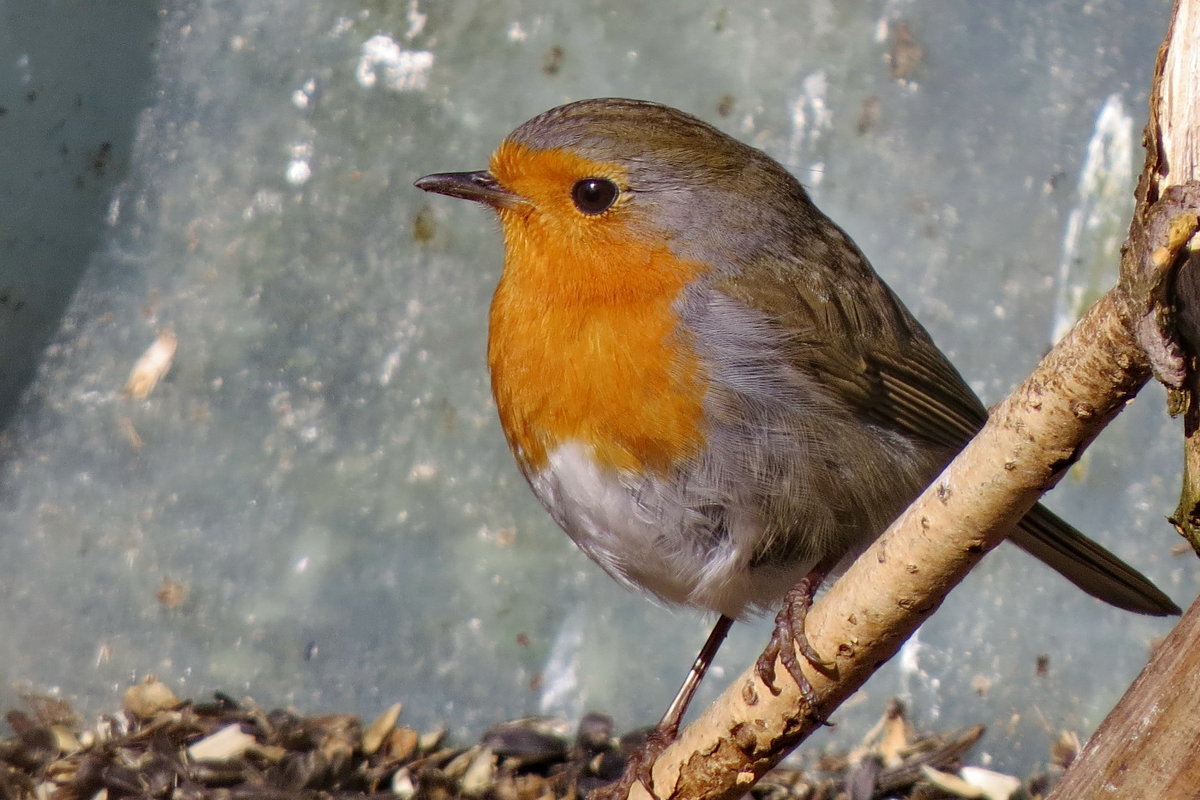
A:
959;766;1022;800
920;764;985;798
187;723;256;761
122;676;179;720
363;701;402;755
124;330;177;399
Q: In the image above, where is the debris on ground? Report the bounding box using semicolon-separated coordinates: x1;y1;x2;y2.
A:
0;678;1064;800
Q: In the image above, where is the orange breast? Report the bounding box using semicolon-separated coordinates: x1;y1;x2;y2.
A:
486;143;709;475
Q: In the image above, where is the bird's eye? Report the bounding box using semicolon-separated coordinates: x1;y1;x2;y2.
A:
571;178;619;215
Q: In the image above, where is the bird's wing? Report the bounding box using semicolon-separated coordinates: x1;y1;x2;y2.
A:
715;245;988;453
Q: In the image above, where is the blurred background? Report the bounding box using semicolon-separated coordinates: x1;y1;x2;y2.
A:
0;0;1193;779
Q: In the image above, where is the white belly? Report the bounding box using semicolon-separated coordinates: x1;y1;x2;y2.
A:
527;441;808;619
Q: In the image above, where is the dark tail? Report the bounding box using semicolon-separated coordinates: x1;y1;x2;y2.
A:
1010;503;1180;616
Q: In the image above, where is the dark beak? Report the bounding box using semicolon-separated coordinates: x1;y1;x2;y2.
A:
414;170;524;209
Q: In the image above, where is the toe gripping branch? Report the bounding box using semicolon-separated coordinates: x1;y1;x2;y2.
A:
754;570;837;724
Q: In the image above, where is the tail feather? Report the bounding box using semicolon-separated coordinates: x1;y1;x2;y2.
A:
1010;503;1180;616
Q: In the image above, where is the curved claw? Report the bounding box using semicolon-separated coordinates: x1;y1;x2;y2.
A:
754;571;837;721
590;727;675;800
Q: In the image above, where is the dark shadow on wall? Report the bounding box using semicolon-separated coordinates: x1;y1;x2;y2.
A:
0;0;160;431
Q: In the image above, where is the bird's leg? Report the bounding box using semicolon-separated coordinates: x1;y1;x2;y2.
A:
596;615;734;800
657;613;734;736
754;566;837;710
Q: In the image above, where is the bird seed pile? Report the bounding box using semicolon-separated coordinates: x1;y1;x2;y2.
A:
0;679;1069;800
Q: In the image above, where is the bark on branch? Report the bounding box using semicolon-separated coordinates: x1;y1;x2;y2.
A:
1046;0;1200;793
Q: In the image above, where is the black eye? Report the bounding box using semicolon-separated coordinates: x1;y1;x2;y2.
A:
571;178;619;215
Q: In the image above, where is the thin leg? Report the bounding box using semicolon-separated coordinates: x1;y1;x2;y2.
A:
657;614;734;735
594;615;735;800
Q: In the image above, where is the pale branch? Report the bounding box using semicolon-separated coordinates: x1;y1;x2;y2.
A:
1046;0;1200;794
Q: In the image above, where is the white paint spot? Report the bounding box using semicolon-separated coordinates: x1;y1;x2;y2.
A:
786;71;833;178
379;347;402;386
1052;94;1134;342
285;142;314;185
807;161;826;187
538;607;586;720
286;159;312;185
410;463;438;480
292;78;316;109
405;0;427;40
356;34;433;92
874;16;890;43
898;630;922;676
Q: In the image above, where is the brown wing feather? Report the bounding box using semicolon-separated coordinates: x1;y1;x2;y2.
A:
715;240;1178;617
717;244;984;453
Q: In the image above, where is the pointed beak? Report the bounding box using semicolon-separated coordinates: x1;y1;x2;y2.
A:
414;170;524;209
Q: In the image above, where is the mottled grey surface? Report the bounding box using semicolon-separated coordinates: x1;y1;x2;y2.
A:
0;0;1191;779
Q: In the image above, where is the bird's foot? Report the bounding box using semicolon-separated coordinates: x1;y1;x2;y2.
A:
754;571;836;721
588;725;676;800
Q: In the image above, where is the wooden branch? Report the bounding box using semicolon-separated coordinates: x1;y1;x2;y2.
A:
1045;0;1200;795
1156;0;1200;554
623;4;1200;799
1045;598;1200;797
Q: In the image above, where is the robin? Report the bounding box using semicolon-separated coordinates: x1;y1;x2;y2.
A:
415;97;1178;747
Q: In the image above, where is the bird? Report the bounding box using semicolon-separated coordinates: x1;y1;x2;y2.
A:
415;96;1178;754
